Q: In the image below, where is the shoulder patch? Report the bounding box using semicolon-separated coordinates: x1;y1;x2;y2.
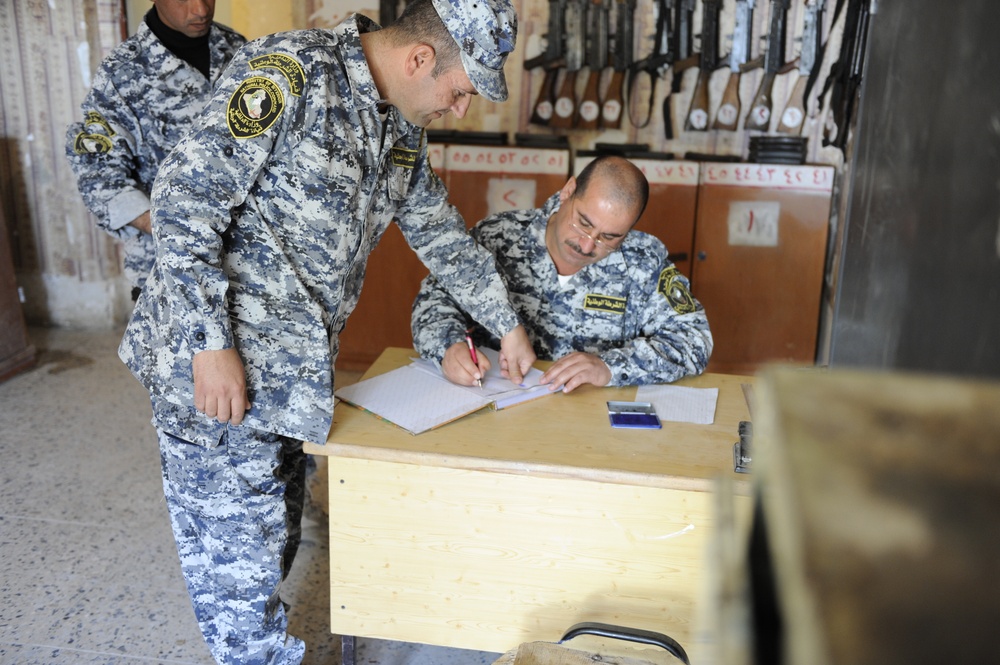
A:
227;77;285;139
249;53;305;96
584;293;627;314
657;266;697;314
390;146;418;169
73;132;113;154
84;111;115;137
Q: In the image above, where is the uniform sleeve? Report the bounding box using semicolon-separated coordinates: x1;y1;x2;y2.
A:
599;249;714;386
65;68;150;239
395;162;520;343
149;47;297;355
411;272;476;364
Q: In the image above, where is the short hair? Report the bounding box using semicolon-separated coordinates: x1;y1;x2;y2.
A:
574;155;650;224
383;0;462;78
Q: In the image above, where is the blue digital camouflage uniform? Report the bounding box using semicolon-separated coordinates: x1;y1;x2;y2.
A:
66;20;246;289
118;15;521;665
412;192;714;385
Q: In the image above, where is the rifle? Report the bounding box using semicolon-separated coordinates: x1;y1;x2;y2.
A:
777;0;825;133
713;0;756;130
625;0;672;129
526;0;567;126
822;0;870;150
550;0;587;128
684;0;726;131
662;0;697;138
577;0;610;129
600;0;635;129
745;0;792;131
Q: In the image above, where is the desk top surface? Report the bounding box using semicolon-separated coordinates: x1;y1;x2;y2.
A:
305;348;754;492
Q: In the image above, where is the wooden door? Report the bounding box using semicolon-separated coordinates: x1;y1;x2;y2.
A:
691;164;835;374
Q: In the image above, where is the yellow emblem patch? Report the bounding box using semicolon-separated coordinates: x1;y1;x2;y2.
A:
73;132;113;154
657;266;697;314
84;111;114;137
249;54;305;96
390;147;418;169
227;77;285;139
584;293;627;314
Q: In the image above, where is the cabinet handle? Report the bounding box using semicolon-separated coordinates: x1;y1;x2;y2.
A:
559;622;690;664
697;251;707;261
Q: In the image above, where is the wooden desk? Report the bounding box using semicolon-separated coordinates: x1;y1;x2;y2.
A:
305;348;754;657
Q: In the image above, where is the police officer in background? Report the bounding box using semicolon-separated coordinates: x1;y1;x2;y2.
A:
66;0;246;299
118;0;535;661
412;155;713;393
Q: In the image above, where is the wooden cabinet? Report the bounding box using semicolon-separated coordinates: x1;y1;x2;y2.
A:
0;200;35;382
691;164;835;374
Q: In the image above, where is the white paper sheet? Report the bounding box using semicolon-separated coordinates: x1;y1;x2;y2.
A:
335;365;492;434
635;384;719;425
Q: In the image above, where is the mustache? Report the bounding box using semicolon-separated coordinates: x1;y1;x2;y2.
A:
566;239;596;258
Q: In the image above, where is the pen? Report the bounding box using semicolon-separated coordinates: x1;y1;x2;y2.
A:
464;331;482;389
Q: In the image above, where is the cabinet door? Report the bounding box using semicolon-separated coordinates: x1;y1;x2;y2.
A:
445;145;570;229
691;164;834;374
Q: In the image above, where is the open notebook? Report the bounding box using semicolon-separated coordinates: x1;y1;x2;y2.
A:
334;348;552;435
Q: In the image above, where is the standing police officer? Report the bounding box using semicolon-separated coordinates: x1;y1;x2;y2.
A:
66;0;246;298
118;0;534;662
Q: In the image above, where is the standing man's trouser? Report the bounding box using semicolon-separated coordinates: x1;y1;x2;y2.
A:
157;426;308;665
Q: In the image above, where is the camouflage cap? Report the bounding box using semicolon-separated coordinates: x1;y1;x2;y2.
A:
430;0;518;102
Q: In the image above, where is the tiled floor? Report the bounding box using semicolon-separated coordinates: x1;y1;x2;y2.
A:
0;327;502;664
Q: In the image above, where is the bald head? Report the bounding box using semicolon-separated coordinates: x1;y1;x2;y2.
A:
573;155;649;227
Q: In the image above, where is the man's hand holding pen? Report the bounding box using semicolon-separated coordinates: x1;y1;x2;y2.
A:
440;325;536;388
442;338;490;387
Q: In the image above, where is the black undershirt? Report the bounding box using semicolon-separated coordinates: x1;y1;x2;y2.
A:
145;7;211;79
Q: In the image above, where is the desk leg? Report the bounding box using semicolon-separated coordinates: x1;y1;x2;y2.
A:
341;635;355;665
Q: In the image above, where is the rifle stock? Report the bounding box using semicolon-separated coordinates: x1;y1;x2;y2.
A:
714;72;742;130
578;73;602;129
602;69;625;128
776;74;807;133
684;75;711;130
530;67;560;125
551;71;579;127
745;71;776;130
